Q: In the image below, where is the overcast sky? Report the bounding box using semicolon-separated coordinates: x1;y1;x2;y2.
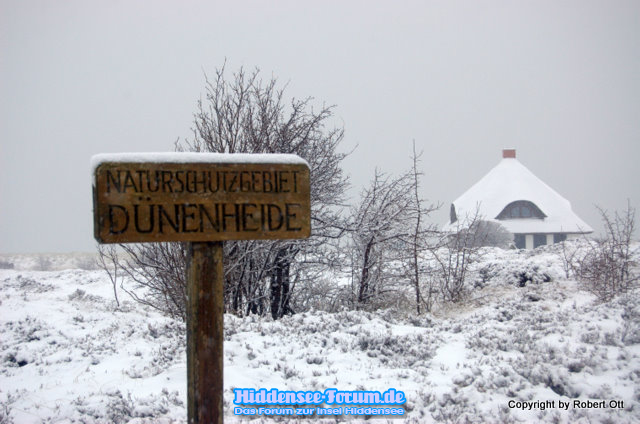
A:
1;0;638;253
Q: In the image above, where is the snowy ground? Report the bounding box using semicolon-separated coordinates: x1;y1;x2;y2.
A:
1;247;639;423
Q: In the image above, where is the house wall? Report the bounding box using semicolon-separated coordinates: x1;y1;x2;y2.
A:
525;234;534;250
513;232;588;249
514;233;571;249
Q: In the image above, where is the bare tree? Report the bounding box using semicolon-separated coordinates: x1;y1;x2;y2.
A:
430;207;485;303
186;65;349;319
348;168;419;308
99;64;348;320
402;143;439;314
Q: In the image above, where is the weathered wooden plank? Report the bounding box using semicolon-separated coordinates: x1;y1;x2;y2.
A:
93;161;310;243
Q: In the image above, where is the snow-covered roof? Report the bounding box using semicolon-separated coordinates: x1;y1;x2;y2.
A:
443;156;593;234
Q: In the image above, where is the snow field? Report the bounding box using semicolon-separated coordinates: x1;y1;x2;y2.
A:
1;246;639;423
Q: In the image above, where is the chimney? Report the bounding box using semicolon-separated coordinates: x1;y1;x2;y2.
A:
503;149;516;159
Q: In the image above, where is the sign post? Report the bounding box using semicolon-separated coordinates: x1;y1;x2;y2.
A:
92;153;311;424
187;241;224;424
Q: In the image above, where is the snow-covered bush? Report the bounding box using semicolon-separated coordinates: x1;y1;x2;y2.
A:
621;295;640;345
35;255;52;271
430;211;488;303
573;203;638;302
291;276;352;313
466;220;513;249
475;251;561;288
0;392;16;424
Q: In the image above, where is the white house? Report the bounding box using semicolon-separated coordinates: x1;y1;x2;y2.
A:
444;149;593;249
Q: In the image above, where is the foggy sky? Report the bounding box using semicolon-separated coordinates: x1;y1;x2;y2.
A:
1;0;639;253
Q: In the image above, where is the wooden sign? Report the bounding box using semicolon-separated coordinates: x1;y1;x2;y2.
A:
92;153;311;243
92;152;311;424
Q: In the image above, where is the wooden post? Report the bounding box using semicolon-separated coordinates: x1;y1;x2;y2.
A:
187;241;224;424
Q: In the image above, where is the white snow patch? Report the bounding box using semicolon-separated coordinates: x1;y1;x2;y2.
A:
91;152;309;176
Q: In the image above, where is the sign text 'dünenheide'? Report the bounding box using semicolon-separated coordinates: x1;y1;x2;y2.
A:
93;161;310;243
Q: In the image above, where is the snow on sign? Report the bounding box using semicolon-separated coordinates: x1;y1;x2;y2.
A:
92;153;311;243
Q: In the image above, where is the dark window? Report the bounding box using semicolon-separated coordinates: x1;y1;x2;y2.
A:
496;200;546;220
534;234;547;248
514;234;526;249
553;233;567;244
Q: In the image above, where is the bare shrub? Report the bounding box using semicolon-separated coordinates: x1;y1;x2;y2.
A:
621;297;640;345
75;254;98;271
291;276;351;313
0;392;16;424
35;255;52;271
431;208;486;303
559;238;581;279
574;202;638;302
97;245;121;308
119;243;188;321
471;220;512;249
